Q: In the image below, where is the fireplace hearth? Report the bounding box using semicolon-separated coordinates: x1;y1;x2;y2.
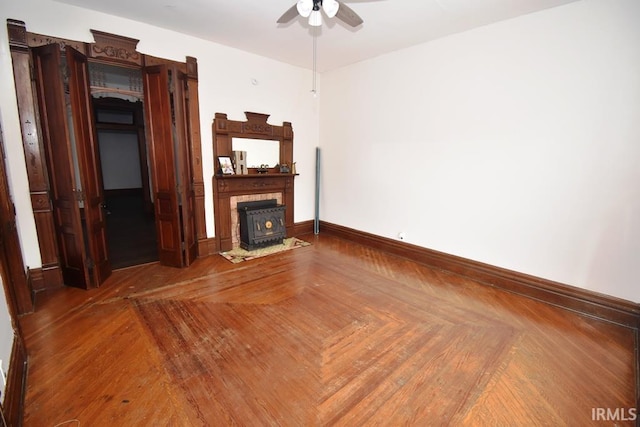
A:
237;199;286;250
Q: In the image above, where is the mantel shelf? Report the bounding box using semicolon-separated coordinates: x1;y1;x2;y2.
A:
214;173;299;179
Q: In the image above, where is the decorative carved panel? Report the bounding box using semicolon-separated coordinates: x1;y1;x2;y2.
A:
25;31;86;53
89;29;142;66
7;19;27;52
30;193;50;213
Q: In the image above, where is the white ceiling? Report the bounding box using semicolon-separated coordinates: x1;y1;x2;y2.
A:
53;0;579;72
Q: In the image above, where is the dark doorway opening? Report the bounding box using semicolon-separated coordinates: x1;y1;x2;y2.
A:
104;190;158;269
94;96;158;269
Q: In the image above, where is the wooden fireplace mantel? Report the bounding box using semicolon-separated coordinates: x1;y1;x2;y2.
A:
212;112;295;252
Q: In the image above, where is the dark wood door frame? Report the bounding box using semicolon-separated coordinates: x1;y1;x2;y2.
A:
0;104;30;427
7;20;64;290
7;20;207;291
0;108;32;315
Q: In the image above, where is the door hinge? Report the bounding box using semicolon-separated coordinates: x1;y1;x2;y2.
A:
73;189;85;202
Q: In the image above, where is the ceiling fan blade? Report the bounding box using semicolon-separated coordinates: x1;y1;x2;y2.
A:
277;4;299;24
335;2;364;27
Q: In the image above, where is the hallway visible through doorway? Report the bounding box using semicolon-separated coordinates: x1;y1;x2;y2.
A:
104;191;158;269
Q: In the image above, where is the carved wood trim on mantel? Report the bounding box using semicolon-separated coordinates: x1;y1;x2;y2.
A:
213;112;294;170
212;112;296;252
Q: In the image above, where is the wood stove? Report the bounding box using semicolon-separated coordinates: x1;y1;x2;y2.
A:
237;199;286;250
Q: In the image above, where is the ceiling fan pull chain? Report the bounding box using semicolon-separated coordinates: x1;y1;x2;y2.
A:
312;26;318;95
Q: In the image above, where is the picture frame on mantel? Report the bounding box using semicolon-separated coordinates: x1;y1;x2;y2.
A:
218;156;234;175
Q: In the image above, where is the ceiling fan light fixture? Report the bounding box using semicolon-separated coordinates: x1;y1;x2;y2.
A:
309;10;322;27
296;0;313;18
322;0;340;18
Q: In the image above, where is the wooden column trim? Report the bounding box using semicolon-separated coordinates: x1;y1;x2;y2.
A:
185;56;208;254
7;19;64;289
0;162;33;314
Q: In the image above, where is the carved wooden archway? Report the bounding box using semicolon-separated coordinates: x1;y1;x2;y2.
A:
7;19;207;290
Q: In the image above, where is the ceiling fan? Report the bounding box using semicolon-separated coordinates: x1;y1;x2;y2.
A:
277;0;364;27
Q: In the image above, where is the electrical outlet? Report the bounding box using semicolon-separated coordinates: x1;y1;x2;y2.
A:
398;232;406;241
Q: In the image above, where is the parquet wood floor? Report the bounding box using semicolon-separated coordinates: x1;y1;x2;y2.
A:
18;234;638;426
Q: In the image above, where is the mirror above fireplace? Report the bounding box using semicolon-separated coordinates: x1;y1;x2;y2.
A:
212;111;293;174
232;137;279;168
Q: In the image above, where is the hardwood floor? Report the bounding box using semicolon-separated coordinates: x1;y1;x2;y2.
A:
19;234;638;426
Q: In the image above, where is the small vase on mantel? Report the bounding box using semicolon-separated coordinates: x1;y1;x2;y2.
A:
291;162;297;175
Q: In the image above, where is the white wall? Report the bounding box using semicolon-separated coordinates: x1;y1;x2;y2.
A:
0;0;320;270
320;0;640;303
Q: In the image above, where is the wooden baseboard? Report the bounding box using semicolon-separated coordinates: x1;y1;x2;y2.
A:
26;267;44;293
636;330;640;424
28;265;63;294
293;220;314;236
197;238;218;257
2;335;27;427
320;221;640;329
